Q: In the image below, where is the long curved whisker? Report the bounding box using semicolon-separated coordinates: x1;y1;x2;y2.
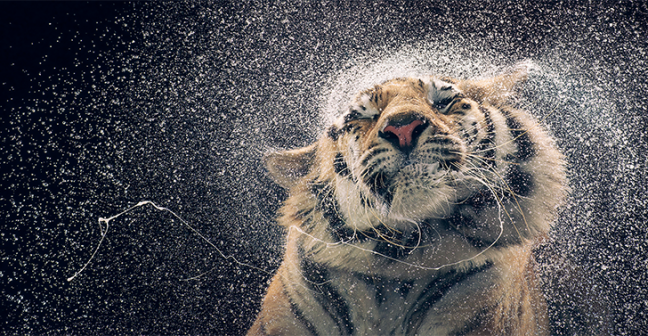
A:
460;155;527;240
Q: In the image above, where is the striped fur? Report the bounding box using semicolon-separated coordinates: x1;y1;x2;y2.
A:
250;63;567;335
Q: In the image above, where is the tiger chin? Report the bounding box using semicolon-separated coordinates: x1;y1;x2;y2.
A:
249;62;567;336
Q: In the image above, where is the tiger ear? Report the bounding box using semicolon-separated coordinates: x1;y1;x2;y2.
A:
459;61;534;106
264;143;317;189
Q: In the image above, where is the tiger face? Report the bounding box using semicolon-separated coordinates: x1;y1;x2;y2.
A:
330;77;480;224
265;63;566;277
252;64;568;335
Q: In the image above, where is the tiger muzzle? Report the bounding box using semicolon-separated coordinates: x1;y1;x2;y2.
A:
379;113;429;152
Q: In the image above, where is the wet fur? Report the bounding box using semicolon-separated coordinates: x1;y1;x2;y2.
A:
250;63;567;335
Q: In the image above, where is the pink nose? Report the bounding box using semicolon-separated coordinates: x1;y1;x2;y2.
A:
382;119;425;148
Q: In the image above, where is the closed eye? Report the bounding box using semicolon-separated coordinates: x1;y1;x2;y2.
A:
437;95;466;114
344;108;379;122
435;97;454;110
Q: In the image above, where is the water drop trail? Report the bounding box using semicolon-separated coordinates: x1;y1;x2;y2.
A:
67;200;270;282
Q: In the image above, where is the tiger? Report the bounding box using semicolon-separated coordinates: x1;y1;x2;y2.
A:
248;62;567;336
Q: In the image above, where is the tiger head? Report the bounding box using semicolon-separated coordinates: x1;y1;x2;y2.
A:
265;63;566;275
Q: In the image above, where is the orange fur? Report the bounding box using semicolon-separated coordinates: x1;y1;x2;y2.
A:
250;64;566;335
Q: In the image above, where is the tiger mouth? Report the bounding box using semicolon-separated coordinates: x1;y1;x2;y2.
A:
367;162;448;206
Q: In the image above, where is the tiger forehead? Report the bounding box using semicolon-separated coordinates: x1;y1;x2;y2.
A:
363;78;427;99
360;78;428;110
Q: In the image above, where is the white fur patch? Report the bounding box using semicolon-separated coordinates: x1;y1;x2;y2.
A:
425;78;462;112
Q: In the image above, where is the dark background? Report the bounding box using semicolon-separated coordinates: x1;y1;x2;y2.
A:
1;1;647;335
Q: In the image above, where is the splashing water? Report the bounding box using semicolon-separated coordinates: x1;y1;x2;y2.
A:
66;48;573;281
2;1;647;335
66;201;271;283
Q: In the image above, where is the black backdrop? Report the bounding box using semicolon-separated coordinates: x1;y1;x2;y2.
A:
2;1;647;335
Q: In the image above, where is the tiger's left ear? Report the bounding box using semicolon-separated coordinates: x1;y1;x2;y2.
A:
458;61;533;106
264;143;317;189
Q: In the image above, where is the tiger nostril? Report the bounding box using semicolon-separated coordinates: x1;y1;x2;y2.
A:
380;118;428;149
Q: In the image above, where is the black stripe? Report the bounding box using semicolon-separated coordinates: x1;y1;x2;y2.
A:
292;207;317;233
328;125;340;141
283;277;320;336
333;227;358;242
462;189;497;213
446;211;485;248
462;231;496;249
311;182;341;230
355;274;414;308
311;181;353;241
452;110;467;116
502;110;536;161
477;107;496;167
375;283;388;307
360;195;370;208
372;226;412;259
365;141;380;152
445;205;506;250
337;223;426;246
373;241;407;260
447;206;521;250
365;224;397;241
504;164;533;197
301;256;354;335
356;274;389;306
300;249;329;284
341;124;353;134
301;216;317;233
469;121;479;144
372;227;423;260
403;261;494;334
398;280;415;298
294;208;313;220
334;153;350;177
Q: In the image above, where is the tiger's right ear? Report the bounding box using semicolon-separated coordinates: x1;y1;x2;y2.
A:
458;61;533;106
263;143;317;189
